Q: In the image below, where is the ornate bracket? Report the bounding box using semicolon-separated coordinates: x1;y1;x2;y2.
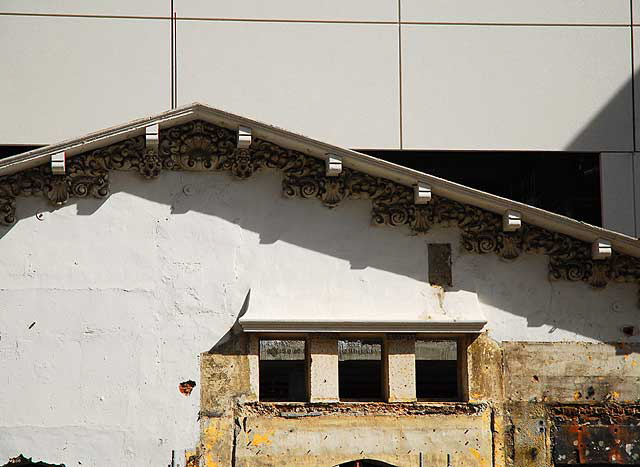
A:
2;120;639;299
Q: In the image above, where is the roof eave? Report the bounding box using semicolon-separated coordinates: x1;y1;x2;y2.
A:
2;102;638;257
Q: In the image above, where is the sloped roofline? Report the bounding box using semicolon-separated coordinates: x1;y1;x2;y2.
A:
2;102;638;257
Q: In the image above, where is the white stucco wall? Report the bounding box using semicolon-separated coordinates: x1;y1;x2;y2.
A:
0;169;637;466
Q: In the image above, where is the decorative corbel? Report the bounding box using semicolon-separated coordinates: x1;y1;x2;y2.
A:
4;118;640;305
592;238;612;260
413;182;432;204
140;124;162;179
325;154;342;177
238;126;252;148
50;152;66;175
145;123;159;151
503;210;522;232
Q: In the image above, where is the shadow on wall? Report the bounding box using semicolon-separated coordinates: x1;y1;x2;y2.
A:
565;68;635;152
1;166;638;345
3;63;640;344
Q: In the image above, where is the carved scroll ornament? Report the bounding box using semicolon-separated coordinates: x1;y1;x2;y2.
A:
1;120;639;295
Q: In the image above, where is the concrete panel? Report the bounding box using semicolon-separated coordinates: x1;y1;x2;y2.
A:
402;0;629;25
634;27;640;149
0;16;170;145
0;1;167;17
177;21;400;149
233;414;493;466
635;153;640;237
177;0;397;21
504;342;640;403
600;153;636;237
402;25;633;151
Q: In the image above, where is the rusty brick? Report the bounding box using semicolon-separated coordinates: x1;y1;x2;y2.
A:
553;424;640;464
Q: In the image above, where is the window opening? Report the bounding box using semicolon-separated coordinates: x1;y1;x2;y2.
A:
338;338;382;401
259;339;307;402
415;339;459;400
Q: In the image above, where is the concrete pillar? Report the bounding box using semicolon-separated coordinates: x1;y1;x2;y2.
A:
384;334;417;402
247;334;259;402
307;334;339;402
600;152;636;236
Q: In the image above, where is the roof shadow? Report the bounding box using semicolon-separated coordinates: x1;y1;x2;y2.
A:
564;67;635;153
1;165;638;344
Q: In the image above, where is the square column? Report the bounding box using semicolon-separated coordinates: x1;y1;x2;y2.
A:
384;334;417;402
246;334;259;402
600;152;636;237
307;334;339;402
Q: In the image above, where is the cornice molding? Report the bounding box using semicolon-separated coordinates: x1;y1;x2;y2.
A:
2;119;640;302
1;103;639;257
238;319;488;334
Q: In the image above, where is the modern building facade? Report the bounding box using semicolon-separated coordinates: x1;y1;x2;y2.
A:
1;1;640;234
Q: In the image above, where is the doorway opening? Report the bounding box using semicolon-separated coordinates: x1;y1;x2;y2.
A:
337;460;398;467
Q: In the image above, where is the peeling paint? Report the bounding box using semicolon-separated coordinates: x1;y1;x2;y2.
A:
179;380;196;396
250;432;273;447
469;447;490;467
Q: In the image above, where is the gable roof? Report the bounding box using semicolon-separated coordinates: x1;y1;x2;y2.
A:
1;102;637;256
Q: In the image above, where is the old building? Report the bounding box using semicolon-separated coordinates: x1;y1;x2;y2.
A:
0;104;639;466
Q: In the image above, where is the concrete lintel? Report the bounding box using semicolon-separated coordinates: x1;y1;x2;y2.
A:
239;319;487;334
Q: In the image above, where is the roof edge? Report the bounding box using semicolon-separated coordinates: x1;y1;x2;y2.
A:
1;102;638;257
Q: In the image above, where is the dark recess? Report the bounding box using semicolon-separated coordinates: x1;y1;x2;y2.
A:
259;339;307;402
0;146;42;159
416;360;458;400
357;150;601;226
338;339;383;401
259;360;307;402
415;339;459;401
428;243;452;287
339;461;399;467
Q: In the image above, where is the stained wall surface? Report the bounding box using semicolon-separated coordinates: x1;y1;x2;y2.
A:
0;168;639;465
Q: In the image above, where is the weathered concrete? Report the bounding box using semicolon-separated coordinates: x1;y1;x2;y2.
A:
201;349;255;417
504;342;640;403
508;402;550;467
468;333;504;403
230;412;493;467
1;169;639;465
199;416;235;467
308;334;339;402
384;334;416;402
